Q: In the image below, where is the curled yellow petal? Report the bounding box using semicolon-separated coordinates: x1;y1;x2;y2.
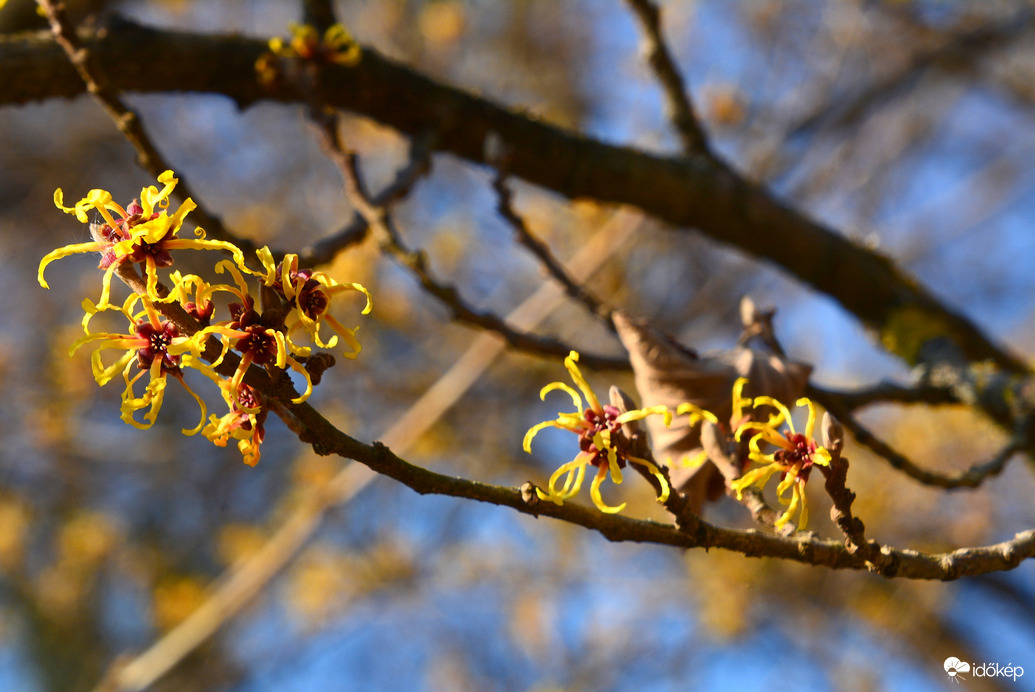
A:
675;402;718;427
255;246;278;283
797;397;818;439
175;374;208;436
563;351;601;413
287;356;314;404
729;463;780;500
616;404;672;427
812;446;832;467
731;376;751;421
675;449;709;469
589;465;626;514
540;381;583;411
37;242;105;288
752;395;792;431
523;420;563;453
628;455;670;503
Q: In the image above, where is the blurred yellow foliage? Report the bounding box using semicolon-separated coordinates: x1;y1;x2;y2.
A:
419;1;466;45
0;497;29;571
291;452;343;490
37;563;86;621
427;227;469;275
58;511;119;567
286;546;353;625
153;575;208;631
508;589;555;660
216;523;268;567
685;550;764;641
703;84;747;127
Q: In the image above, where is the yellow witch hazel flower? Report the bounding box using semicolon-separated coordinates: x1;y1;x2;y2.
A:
203;379;267;467
252;247;371;359
40;171;246;307
179;258;315;408
730;378;832;530
269;23;361;65
524;351;672;514
71;293;221;433
257;22;361;84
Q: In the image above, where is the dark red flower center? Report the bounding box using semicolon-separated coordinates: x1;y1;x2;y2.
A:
775;432;820;479
236;325;278;365
135;321;181;373
578;404;628;468
297;280;329;318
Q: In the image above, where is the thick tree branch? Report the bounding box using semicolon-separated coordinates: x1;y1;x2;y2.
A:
3;22;1026;376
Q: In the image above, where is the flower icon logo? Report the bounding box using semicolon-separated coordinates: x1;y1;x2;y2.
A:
944;657;970;683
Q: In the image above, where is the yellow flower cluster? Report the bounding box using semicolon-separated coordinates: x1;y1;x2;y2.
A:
524;351;671;514
729;381;831;529
256;23;362;85
525;359;832;530
39;171;371;466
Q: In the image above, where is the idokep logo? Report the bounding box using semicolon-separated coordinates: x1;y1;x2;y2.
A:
944;658;970;683
944;657;1025;683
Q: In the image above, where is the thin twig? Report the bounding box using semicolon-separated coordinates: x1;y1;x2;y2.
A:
310;115;628;370
809;381;958;410
816;389;1028;490
36;0;255;255
491;171;615;330
298;134;434;266
623;0;710;156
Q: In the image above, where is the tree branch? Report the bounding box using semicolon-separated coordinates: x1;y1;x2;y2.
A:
3;22;1026;375
309;113;628;370
814;386;1028;490
623;0;710;156
33;7;255;254
491;170;615;330
809;381;958;410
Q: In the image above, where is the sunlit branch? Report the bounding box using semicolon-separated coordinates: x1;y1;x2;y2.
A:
92;213;643;692
310;113;629;371
816;389;1028;490
287;396;1035;581
105;257;1035;586
491;170;615;331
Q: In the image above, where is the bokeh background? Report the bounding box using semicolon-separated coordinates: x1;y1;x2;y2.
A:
2;0;1035;690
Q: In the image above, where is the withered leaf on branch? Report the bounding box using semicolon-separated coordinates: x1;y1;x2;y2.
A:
613;308;811;514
